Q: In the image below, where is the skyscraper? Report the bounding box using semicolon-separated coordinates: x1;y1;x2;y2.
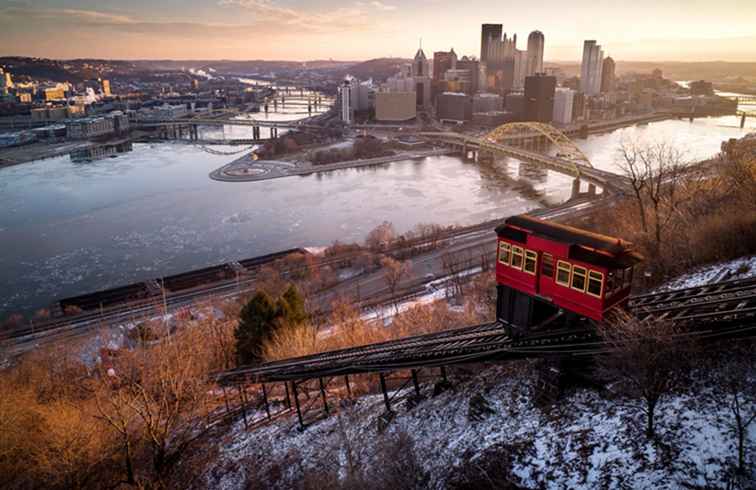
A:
480;24;503;64
433;49;457;81
524;74;556;122
526;31;545;76
580;40;604;96
338;77;356;125
413;48;429;78
600;56;616;93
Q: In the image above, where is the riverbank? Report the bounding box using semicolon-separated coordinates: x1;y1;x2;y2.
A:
0;140;93;167
209;148;454;182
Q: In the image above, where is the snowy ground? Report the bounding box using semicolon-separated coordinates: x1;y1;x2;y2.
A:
655;255;756;292
206;363;755;489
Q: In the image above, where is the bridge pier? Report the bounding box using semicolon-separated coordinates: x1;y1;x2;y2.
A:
571;178;582;200
741;113;747;129
587;183;597;197
478;151;494;164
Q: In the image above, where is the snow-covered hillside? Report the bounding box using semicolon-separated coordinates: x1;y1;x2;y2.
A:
206;362;754;489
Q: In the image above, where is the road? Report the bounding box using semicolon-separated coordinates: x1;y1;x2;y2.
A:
0;196;606;361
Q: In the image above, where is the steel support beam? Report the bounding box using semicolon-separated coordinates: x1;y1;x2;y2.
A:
379;372;391;413
292;381;304;430
261;383;271;420
319;377;329;416
411;369;421;396
238;385;248;429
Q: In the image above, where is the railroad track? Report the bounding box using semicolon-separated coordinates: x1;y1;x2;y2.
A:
628;276;756;326
216;275;756;385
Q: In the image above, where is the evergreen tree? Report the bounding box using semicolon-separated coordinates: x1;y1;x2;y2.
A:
234;285;308;365
235;291;278;365
279;284;308;325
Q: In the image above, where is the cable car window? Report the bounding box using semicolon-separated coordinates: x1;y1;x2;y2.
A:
542;253;554;278
511;246;524;270
556;261;571;286
524;250;538;275
587;270;604;297
498;242;511;265
571;266;587;292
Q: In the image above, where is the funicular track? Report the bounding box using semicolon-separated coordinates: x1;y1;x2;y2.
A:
218;276;756;386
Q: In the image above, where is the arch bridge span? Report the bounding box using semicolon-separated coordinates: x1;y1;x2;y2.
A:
418;123;629;194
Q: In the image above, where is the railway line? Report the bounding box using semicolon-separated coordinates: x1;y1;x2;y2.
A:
216;276;756;385
0;196;603;360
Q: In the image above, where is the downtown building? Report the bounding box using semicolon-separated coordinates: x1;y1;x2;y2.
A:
480;25;545;93
580;40;604;96
524;73;556;122
601;56;616;93
552;88;576;125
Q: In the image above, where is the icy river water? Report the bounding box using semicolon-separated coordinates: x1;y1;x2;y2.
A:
0;108;753;317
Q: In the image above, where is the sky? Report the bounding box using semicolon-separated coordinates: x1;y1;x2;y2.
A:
1;0;755;62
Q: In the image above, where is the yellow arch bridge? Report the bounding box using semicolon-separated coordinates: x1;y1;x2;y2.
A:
419;122;629;195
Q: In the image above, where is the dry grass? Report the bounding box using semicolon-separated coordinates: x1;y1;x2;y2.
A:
261;300;480;363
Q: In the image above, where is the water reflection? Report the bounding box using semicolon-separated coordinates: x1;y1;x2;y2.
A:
0;113;751;316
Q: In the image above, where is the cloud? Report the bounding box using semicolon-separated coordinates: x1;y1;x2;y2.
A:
218;0;377;32
370;1;397;11
354;1;397;11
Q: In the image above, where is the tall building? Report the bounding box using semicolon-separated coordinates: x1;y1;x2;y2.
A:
101;79;111;97
338;77;356;125
600;56;616;93
523;74;556;122
526;31;545;76
413;48;429;78
580;40;604;96
433;49;457;81
552;88;575;125
512;50;529;90
480;24;503;64
456;57;482;94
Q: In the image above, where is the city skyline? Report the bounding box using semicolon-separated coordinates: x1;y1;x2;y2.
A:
1;0;756;61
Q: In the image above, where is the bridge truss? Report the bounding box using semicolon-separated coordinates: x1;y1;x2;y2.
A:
485;122;594;175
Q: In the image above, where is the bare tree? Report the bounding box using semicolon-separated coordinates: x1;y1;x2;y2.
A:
616;141;699;256
442;250;473;300
366;221;396;252
381;257;411;309
95;329;214;484
597;310;689;439
709;344;756;475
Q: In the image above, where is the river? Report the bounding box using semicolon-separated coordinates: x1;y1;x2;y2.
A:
0;107;753;317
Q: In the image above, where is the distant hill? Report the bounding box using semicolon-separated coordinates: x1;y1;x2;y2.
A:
548;60;756;81
334;58;410;82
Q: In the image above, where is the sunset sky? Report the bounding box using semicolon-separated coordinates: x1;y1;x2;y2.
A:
1;0;755;61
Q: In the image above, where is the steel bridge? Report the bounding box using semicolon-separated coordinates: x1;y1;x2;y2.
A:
136;117;322;129
419;123;629;194
212;276;756;430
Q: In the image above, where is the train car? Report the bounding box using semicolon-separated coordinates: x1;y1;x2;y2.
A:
495;214;643;329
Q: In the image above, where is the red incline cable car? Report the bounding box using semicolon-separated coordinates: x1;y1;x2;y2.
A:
495;215;643;331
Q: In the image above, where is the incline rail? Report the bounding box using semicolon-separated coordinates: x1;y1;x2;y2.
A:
216;276;756;385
